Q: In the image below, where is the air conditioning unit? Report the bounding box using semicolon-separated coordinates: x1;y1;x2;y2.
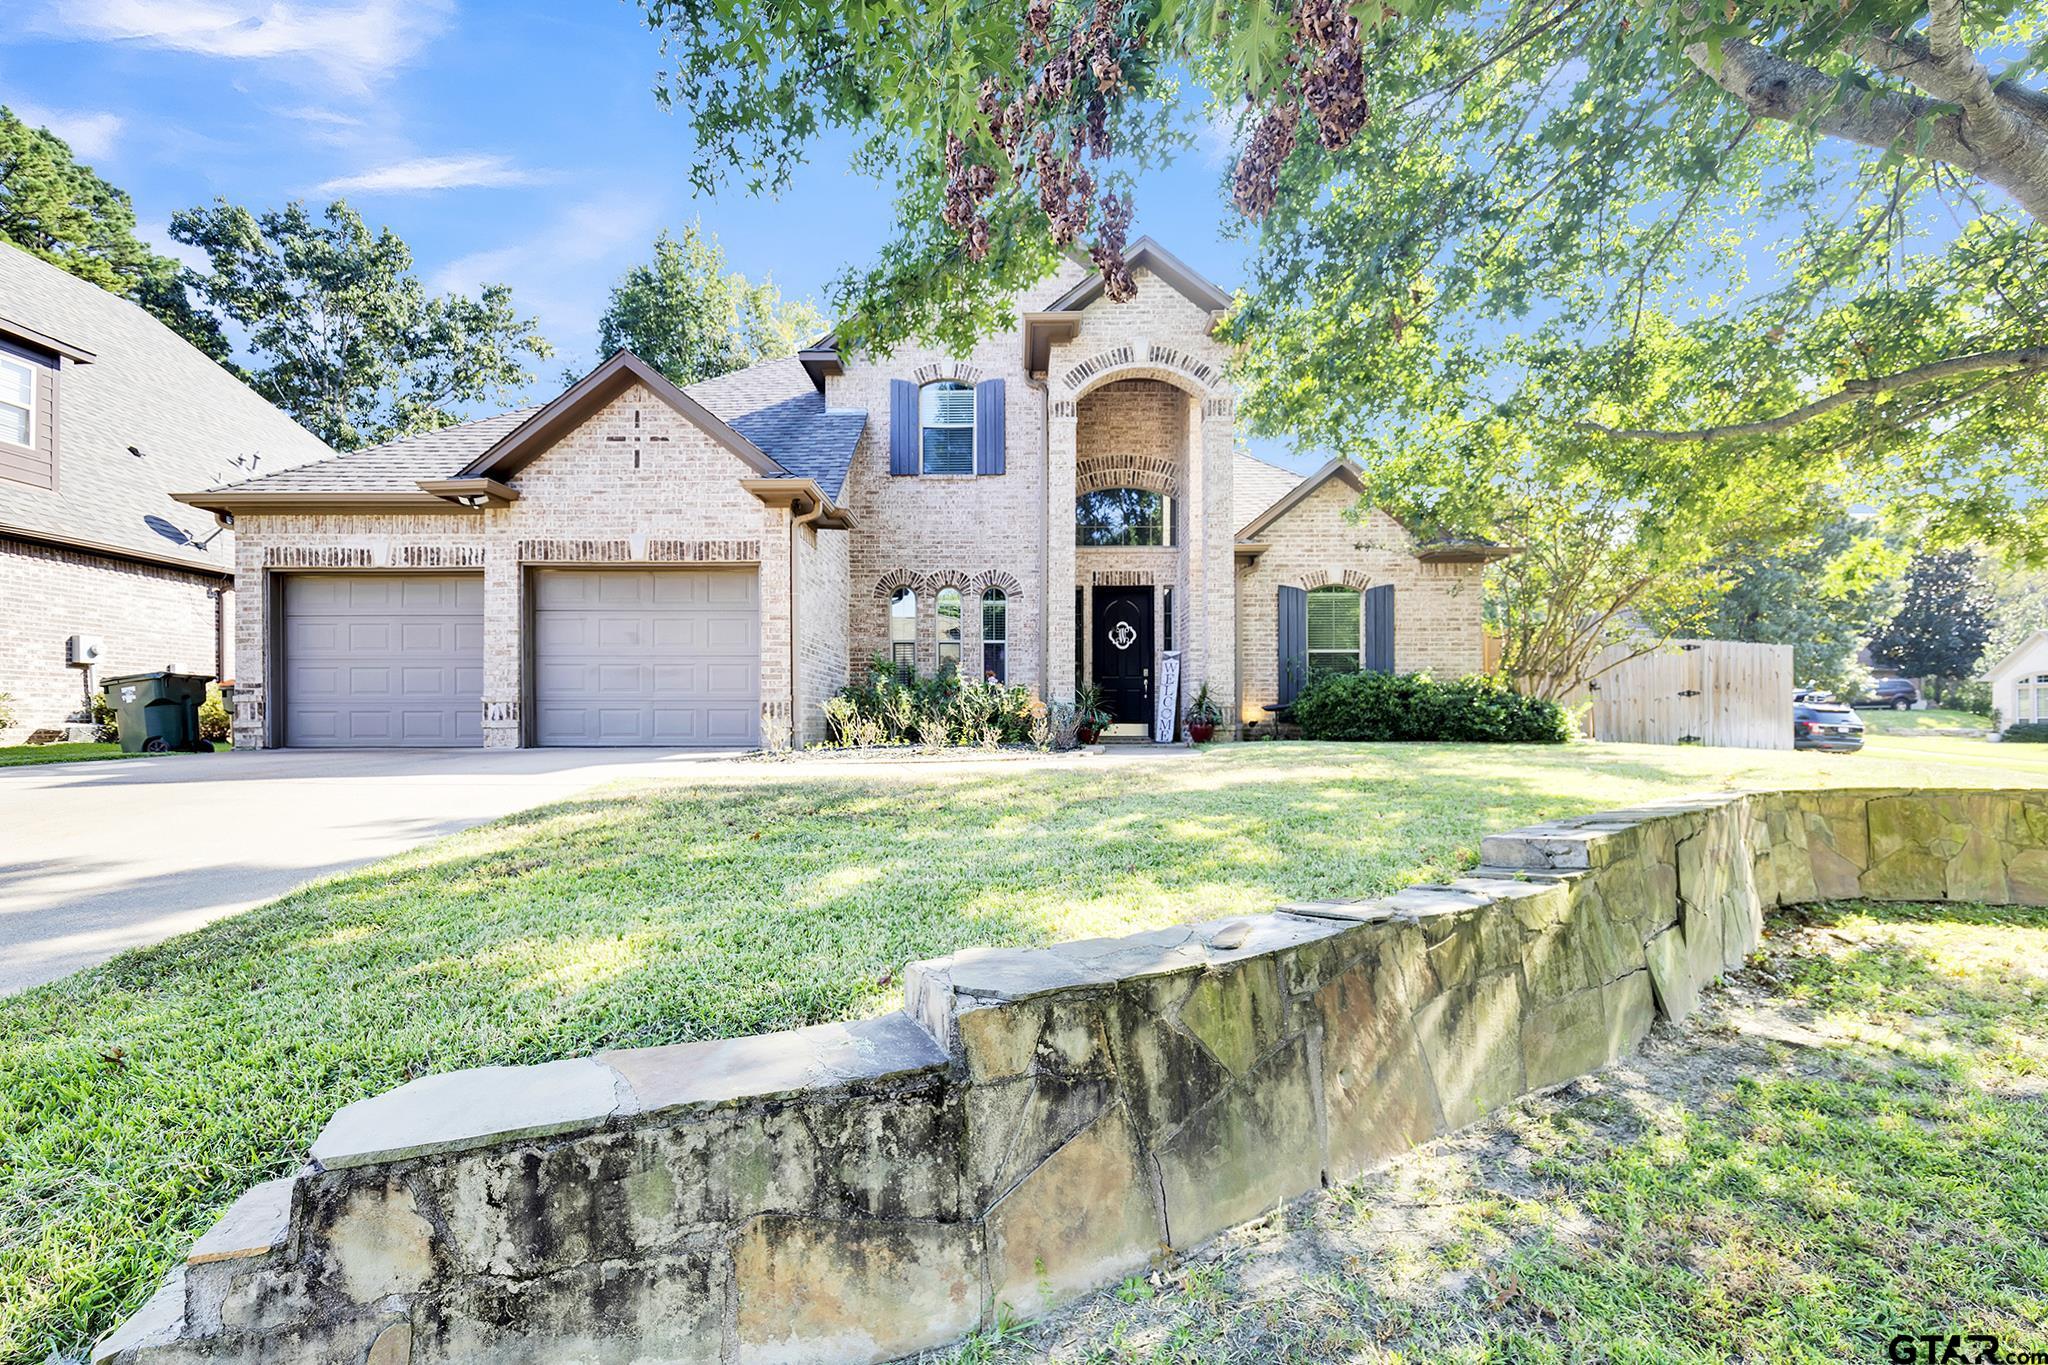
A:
66;635;103;668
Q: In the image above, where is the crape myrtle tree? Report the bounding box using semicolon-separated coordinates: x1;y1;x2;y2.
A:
639;0;2048;691
595;224;827;386
172;200;553;451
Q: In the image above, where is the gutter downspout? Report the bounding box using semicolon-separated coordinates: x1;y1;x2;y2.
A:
789;496;828;749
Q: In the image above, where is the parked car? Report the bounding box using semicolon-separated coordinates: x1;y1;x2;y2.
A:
1856;677;1921;710
1794;698;1865;751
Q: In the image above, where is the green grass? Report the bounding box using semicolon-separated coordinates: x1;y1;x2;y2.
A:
0;743;132;767
940;895;2048;1363
1858;706;1993;735
5;738;2048;1362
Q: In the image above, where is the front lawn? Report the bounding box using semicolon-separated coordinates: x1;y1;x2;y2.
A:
0;743;131;768
1859;705;1993;735
6;739;2047;1362
947;895;2048;1361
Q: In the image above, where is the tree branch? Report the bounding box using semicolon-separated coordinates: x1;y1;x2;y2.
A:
1579;347;2048;443
1848;28;2048;132
1684;36;2048;218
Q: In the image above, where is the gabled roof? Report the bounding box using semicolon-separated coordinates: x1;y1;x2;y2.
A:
180;350;863;517
1983;629;2048;681
1041;237;1232;315
459;350;786;482
0;243;335;574
1233;455;1518;562
1232;451;1306;531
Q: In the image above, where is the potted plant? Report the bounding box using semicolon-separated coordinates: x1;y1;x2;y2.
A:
1074;684;1111;744
1186;683;1221;742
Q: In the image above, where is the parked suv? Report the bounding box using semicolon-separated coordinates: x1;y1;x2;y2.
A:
1857;677;1921;710
1794;698;1866;751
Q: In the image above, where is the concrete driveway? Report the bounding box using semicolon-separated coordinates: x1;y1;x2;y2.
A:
0;748;737;995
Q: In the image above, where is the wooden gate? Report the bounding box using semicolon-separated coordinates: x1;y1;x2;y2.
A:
1579;640;1793;750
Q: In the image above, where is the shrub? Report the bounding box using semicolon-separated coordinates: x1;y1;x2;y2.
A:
823;656;1052;748
199;684;232;743
1935;678;1993;716
0;691;13;730
1291;671;1573;744
90;693;119;742
2002;720;2048;743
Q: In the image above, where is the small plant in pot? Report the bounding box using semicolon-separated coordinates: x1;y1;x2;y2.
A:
1185;683;1221;742
1073;685;1111;744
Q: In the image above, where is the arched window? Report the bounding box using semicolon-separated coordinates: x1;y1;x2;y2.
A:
890;587;917;681
982;589;1008;683
1307;585;1361;679
1076;488;1171;547
936;586;963;675
920;381;976;474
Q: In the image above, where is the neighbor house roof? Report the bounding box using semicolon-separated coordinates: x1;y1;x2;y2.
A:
1982;630;2048;681
0;242;335;575
183;351;862;513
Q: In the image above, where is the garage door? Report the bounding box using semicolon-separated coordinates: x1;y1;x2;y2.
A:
532;569;760;747
281;575;484;747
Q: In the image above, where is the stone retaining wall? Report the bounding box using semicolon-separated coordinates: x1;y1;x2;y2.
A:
98;787;2048;1365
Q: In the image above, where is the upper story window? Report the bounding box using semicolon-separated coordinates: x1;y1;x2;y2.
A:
1076;488;1171;547
0;354;34;448
1308;586;1362;679
920;381;975;475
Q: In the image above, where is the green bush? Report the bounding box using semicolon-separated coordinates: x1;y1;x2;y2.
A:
1934;677;1993;716
2002;720;2048;743
198;684;232;743
90;693;119;742
1291;671;1573;744
823;657;1065;748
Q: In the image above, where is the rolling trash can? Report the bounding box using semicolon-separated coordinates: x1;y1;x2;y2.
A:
101;671;215;753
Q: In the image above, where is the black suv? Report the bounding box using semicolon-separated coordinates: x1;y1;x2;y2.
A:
1794;697;1865;751
1857;677;1921;710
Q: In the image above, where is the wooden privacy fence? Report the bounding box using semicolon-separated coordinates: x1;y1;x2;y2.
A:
1570;639;1793;750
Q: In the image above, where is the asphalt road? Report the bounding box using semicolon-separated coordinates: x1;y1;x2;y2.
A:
0;747;735;995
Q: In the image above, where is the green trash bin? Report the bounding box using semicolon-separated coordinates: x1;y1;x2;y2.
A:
101;671;216;753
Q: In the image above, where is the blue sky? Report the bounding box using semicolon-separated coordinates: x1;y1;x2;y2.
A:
2;0;1317;467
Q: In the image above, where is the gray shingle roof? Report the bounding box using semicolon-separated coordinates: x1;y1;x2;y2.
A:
0;243;336;571
198;353;865;504
206;407;541;493
1233;452;1305;534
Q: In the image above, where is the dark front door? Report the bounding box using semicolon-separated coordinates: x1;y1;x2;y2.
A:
1091;587;1154;724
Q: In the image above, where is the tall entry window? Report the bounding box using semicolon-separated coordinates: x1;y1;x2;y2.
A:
1307;586;1361;679
937;587;963;674
890;587;917;680
982;589;1008;682
1076;488;1171;547
920;381;976;474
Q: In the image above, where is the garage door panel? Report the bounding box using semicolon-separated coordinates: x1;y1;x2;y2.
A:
533;569;759;748
283;574;483;748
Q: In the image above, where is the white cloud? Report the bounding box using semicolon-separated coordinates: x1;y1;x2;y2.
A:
317;154;545;195
37;0;451;90
8;99;124;159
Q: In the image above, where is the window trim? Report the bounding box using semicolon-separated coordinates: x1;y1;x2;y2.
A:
1306;584;1362;679
919;380;976;476
889;586;918;681
982;588;1008;683
1075;487;1173;548
936;585;963;675
0;353;36;452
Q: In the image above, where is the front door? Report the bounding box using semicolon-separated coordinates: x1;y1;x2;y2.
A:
1091;587;1154;724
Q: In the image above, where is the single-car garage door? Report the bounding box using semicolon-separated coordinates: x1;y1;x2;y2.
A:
281;575;484;747
531;568;760;747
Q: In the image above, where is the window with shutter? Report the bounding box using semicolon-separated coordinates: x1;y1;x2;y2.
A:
1307;586;1362;679
920;381;975;474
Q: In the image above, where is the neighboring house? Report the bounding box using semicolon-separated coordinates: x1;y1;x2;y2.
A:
1981;630;2048;731
179;238;1504;751
0;244;335;741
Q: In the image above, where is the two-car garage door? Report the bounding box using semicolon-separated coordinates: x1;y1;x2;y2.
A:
278;568;760;748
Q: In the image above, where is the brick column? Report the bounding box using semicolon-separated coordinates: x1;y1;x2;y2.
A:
1194;394;1237;731
482;546;523;748
1045;400;1079;702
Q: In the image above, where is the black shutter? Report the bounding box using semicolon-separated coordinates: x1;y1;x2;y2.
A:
1278;585;1308;704
888;379;917;476
1364;584;1396;673
974;378;1006;475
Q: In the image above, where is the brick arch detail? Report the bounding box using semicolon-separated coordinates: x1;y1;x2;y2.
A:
910;360;985;386
1297;570;1374;591
1075;453;1180;499
969;569;1021;597
872;568;930;601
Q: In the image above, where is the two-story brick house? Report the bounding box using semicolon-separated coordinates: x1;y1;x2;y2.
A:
179;239;1502;750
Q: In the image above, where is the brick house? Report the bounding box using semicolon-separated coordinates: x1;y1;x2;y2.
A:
179;239;1504;750
0;244;335;741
